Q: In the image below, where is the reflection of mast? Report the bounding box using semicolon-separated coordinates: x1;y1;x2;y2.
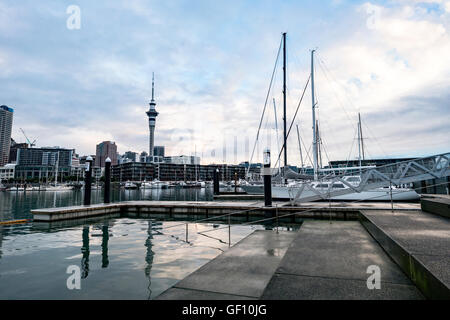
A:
144;220;154;300
81;226;90;278
101;224;109;268
0;226;3;260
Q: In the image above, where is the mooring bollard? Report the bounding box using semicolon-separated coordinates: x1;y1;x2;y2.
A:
263;149;272;207
84;156;93;206
104;157;111;204
213;168;220;195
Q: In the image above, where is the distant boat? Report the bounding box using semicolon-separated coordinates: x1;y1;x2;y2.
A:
124;181;138;189
44;185;73;192
151;179;169;189
7;186;25;192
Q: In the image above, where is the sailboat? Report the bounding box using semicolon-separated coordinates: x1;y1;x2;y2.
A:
241;35;419;202
45;152;73;191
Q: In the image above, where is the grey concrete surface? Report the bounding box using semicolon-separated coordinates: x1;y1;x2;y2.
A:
421;195;450;218
156;230;298;299
261;274;423;300
360;209;450;299
275;221;413;285
261;221;423;300
157;287;255;300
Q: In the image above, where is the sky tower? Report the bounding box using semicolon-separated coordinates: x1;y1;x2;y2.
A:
146;73;158;157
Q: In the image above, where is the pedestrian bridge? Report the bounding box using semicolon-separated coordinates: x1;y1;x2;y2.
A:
290;152;450;204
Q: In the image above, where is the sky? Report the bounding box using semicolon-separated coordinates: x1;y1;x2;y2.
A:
1;0;449;166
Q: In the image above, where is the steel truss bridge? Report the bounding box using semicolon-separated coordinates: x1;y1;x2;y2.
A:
290;152;450;205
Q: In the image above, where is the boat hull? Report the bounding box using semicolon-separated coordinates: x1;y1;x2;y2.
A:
241;185;420;201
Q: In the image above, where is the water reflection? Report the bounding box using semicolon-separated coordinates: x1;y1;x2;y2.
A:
144;221;154;299
81;226;90;279
101;224;109;268
0;188;214;220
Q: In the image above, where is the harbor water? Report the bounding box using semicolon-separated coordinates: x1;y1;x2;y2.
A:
0;188;295;299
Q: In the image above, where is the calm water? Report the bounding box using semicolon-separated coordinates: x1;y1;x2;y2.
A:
0;187;215;221
0;188;295;299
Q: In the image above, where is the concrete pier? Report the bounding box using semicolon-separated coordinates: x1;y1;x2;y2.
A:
31;200;420;222
360;208;450;299
157;221;425;300
29;196;448;299
261;221;423;300
157;230;298;300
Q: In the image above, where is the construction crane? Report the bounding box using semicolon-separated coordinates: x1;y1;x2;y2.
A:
20;128;36;148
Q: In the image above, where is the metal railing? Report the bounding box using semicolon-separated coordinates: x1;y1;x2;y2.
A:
290;152;450;204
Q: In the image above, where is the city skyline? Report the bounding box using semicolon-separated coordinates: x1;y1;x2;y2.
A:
1;0;449;166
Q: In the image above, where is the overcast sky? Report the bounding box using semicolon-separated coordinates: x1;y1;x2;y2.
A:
1;0;449;166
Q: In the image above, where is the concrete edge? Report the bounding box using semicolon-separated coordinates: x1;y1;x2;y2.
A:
358;211;450;300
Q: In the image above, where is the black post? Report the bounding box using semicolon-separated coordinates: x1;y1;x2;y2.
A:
263;149;272;207
213;169;220;195
84;156;93;206
104;157;111;204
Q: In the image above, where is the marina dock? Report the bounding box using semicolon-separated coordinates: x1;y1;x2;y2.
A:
29;195;449;299
30;200;419;222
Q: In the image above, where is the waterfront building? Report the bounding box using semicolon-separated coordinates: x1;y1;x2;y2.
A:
0;163;16;182
111;162;245;182
124;151;138;162
0;105;14;166
164;155;200;165
15;147;73;181
8;139;28;164
95;141;118;167
153;146;165;157
146;73;159;157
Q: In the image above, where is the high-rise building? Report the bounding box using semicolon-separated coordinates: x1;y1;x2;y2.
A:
8;138;28;164
95;141;118;167
124;151;138;162
0;105;14;166
146;73;159;157
15;147;73;180
153;146;165;157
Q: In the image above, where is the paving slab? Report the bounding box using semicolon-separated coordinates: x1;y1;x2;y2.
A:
360;210;450;299
261;274;423;300
157;287;255;300
261;221;423;300
156;230;298;299
275;221;412;284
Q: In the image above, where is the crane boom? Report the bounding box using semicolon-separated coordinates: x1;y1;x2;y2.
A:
20;128;36;147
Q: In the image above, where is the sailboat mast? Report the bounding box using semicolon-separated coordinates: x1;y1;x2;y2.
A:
273;98;282;174
358;113;365;160
311;49;318;180
296;124;304;173
283;32;288;170
357;113;362;173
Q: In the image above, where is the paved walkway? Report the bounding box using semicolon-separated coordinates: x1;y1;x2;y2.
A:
261;221;423;299
157;221;424;300
157;230;298;299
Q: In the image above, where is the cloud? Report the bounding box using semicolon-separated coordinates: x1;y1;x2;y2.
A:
0;0;448;166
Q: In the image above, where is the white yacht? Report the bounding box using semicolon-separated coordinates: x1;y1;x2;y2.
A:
124;181;138;189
